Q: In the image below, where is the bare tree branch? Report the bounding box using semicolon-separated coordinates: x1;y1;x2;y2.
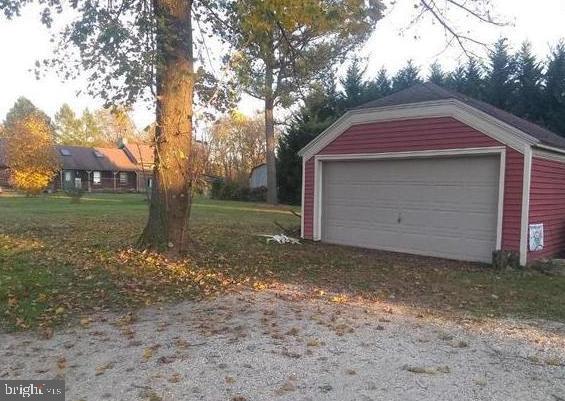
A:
419;0;496;59
446;0;507;27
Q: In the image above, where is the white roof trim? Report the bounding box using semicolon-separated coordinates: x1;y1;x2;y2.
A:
533;148;565;163
298;99;539;159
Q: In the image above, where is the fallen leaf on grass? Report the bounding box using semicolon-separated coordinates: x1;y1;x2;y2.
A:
56;357;67;370
275;379;297;395
95;363;114;376
168;373;182;383
39;326;54;340
143;345;160;361
545;356;563;366
286;327;299;336
449;340;469;348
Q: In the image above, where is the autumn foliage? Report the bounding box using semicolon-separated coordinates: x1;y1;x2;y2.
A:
6;114;59;195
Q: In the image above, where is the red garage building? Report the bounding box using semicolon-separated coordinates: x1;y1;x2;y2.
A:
299;83;565;266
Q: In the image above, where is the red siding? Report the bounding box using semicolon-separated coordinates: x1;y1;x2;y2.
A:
528;157;565;260
303;117;524;255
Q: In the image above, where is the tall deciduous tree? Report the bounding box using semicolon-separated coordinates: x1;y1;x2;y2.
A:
94;107;138;146
0;0;225;254
215;0;384;204
207;112;266;183
5;113;59;195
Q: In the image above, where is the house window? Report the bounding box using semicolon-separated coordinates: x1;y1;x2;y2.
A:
64;171;72;182
119;172;128;184
93;171;101;184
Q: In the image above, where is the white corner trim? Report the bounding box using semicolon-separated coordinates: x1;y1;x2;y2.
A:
519;148;533;266
496;148;506;250
313;158;323;241
311;147;506;251
298;99;538;160
300;158;305;239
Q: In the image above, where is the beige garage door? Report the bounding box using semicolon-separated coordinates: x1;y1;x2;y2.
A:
322;155;500;263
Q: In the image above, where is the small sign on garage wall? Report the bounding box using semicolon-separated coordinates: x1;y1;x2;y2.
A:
529;223;544;251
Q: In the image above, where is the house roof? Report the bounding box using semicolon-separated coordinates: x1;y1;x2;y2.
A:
123;143;154;165
355;82;565;150
57;145;139;171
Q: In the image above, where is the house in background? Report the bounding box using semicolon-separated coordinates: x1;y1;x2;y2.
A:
249;163;267;189
53;145;145;192
300;82;565;266
120;141;155;192
0;138;155;193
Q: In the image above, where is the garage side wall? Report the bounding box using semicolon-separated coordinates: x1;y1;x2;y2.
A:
528;157;565;260
302;117;524;254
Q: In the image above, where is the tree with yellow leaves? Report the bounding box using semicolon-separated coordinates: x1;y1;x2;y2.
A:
5;113;60;195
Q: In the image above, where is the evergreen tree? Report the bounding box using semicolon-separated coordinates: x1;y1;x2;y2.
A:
446;65;466;92
277;83;340;204
543;41;565;135
366;67;392;99
4;97;50;129
462;58;484;99
428;61;446;85
485;38;516;109
81;109;104;144
54;104;87;145
392;60;422;92
513;41;544;122
339;59;368;109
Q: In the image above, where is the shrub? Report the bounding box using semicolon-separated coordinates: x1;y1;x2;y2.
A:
210;180;266;202
65;187;85;204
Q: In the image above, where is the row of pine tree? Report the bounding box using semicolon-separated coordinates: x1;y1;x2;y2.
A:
278;39;565;204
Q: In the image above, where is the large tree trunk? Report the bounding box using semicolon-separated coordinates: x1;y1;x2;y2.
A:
139;0;194;255
264;65;278;205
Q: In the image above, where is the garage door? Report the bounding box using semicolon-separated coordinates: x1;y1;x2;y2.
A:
321;155;500;263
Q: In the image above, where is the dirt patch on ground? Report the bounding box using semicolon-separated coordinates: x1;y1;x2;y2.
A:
1;287;564;401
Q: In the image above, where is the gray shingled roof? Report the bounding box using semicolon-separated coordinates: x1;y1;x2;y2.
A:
0;140;141;171
57;145;138;171
355;82;565;150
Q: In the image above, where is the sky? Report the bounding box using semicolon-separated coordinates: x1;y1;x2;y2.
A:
0;0;563;130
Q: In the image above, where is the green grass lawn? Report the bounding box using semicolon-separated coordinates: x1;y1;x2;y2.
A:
1;192;564;331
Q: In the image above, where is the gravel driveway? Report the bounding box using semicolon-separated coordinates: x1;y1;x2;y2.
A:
1;288;564;401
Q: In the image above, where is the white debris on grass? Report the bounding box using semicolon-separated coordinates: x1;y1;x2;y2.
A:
258;234;301;244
